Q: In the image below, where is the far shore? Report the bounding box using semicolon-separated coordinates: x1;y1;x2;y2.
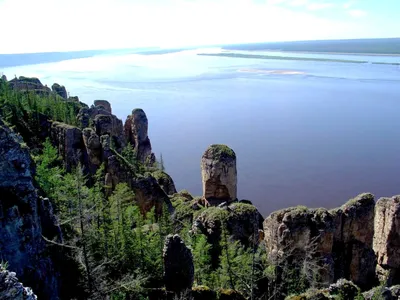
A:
238;69;305;75
198;52;400;65
243;49;400;57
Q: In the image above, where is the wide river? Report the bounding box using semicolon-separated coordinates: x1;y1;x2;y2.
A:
2;48;400;216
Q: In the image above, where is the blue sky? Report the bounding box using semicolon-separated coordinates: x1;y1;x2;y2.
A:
0;0;398;53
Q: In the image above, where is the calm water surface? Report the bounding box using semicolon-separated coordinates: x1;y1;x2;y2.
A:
3;49;400;216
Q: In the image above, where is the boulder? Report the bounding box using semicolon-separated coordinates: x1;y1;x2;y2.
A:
94;100;112;114
51;83;67;99
0;119;59;299
201;144;237;206
263;193;376;290
124;109;154;164
0;269;37;300
373;196;400;285
163;234;194;294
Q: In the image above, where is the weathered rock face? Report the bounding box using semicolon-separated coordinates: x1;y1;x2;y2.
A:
153;170;177;195
201;144;237;206
51;122;84;171
82;128;102;172
124;109;154;164
53;103;172;214
373;196;400;285
51;83;67;99
263;193;376;290
0;269;37;300
0;119;59;299
94;100;112;114
163;234;194;294
8;76;51;95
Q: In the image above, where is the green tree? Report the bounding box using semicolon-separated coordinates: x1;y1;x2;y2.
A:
34;138;63;199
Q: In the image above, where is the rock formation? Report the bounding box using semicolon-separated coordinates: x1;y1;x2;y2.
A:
153;170;177;195
124;109;155;164
192;203;263;266
373;196;400;285
201;144;237;206
0;269;37;300
286;278;362;300
51;122;84;172
163;234;194;294
0;119;59;299
8;76;51;95
94;100;112;113
263;193;376;290
50;102;174;214
51;83;67;99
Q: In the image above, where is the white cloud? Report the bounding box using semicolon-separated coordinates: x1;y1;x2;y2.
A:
307;2;334;10
348;9;367;17
0;0;378;53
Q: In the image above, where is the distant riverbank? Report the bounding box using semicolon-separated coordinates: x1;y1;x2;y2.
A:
198;52;400;65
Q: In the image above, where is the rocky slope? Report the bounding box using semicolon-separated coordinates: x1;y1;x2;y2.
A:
0;119;59;299
0;269;37;300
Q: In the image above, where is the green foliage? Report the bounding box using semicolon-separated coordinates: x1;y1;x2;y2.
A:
120;143;146;175
192;234;212;285
34;138;63;199
0;260;8;271
0;80;84;149
207;144;236;159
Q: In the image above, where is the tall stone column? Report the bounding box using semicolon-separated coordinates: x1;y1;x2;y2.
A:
201;144;237;206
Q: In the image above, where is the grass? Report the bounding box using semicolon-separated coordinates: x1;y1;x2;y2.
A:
198;53;400;66
205;144;236;160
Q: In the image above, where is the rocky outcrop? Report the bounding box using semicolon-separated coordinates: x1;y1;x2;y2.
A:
201;144;237;206
8;76;51;95
51;122;84;171
373;196;400;285
193;203;263;267
363;285;400;300
82;128;101;170
153;170;177;195
124;109;154;164
264;193;376;290
163;234;194;294
286;279;361;300
94;100;112;113
52;103;172;214
0;119;59;299
51;83;67;99
0;269;37;300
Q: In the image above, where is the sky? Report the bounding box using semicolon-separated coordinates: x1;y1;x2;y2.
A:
0;0;399;53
